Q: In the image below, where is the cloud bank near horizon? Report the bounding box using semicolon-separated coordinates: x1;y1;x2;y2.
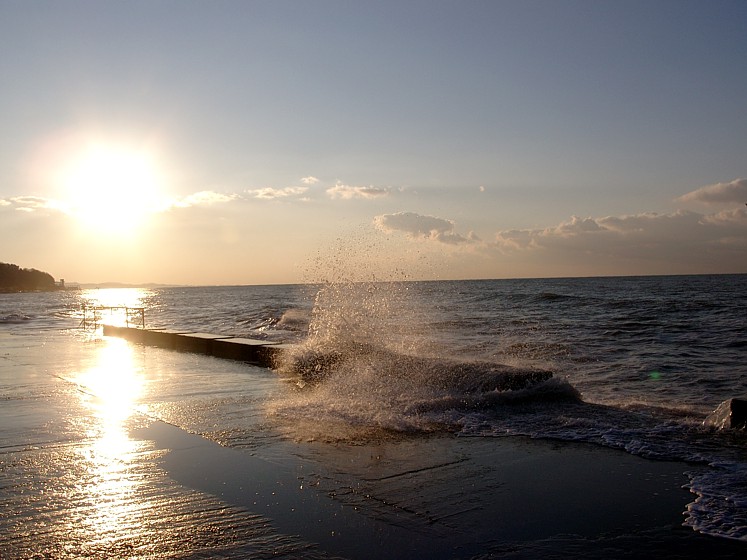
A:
3;176;746;281
373;208;747;259
677;178;747;205
492;209;747;254
371;188;747;275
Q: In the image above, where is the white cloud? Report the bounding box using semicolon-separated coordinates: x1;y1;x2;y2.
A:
374;211;478;245
301;176;320;185
172;191;238;208
491;209;747;270
327;183;393;200
7;196;66;213
247;186;309;200
677;178;747;205
702;207;747;225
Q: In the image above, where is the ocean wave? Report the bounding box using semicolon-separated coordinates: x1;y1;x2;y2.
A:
270;339;579;439
0;312;32;324
262;273;747;544
276;308;311;331
277;339;555;388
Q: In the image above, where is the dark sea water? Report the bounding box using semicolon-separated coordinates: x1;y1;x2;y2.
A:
2;274;747;545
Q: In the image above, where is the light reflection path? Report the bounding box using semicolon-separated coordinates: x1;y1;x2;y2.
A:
0;331;328;559
74;337;147;550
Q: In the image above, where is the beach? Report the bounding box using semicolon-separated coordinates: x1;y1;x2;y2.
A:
3;1;747;555
2;325;745;559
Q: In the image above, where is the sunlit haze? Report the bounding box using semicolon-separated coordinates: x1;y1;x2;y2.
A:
58;141;169;236
1;1;745;285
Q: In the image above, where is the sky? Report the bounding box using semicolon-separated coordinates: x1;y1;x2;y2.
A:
1;0;746;285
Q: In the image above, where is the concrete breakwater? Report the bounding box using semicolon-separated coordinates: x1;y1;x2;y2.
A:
102;325;293;368
101;328;747;431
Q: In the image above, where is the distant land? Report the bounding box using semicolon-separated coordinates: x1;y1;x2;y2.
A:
0;261;56;292
79;282;183;289
0;262;184;292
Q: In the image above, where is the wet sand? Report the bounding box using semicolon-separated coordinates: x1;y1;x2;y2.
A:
1;329;745;559
144;419;747;559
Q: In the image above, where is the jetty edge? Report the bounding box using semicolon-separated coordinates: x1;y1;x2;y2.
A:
104;326;747;431
102;325;294;368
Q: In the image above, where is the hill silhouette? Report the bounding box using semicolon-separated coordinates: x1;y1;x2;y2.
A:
0;262;56;292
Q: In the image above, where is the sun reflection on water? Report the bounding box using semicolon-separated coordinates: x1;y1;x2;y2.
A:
77;336;144;420
83;287;152;309
74;335;150;548
80;287;153;327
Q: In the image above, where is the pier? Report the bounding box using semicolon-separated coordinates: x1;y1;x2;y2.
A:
81;305;145;329
102;325;293;369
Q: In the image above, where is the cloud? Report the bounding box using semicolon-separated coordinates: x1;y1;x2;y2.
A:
5;196;66;213
491;209;747;270
374;211;479;245
246;186;309;200
702;207;747;225
172;191;238;208
677;178;747;205
301;176;320;185
327;182;393;200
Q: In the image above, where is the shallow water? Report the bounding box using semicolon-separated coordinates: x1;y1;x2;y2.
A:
3;330;740;559
2;274;747;549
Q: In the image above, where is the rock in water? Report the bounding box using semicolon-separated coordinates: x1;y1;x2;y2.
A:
704;397;747;430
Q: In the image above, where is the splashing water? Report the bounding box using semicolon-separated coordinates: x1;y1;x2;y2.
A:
269;235;574;441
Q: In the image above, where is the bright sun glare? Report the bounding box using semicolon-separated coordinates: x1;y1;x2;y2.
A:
61;144;167;236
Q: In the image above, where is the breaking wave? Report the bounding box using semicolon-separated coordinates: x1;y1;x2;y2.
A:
263;240;747;542
269;277;579;441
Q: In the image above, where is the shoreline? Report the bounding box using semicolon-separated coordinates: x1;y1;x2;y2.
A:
138;416;747;559
1;328;746;558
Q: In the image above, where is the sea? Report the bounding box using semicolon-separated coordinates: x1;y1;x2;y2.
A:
2;273;747;551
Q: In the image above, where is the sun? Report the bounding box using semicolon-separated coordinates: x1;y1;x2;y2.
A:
61;143;168;237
